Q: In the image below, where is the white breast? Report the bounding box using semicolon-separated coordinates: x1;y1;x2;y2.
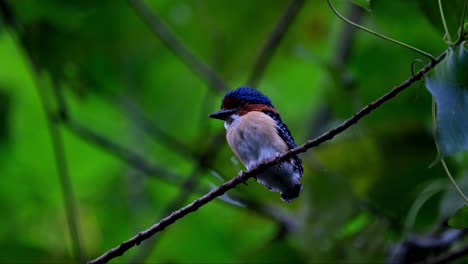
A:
225;111;288;169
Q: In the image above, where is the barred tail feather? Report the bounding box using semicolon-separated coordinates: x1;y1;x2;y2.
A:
280;183;303;202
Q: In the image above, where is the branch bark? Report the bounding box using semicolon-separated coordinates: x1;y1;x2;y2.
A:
88;51;447;264
247;0;305;87
127;0;229;92
66;119;186;186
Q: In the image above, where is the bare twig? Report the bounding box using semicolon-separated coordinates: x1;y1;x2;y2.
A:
327;0;436;61
307;2;364;137
127;0;229;92
51;82;69;122
65;119;186;186
128;159;217;262
34;72;85;263
238;196;297;239
88;168;256;264
128;132;224;263
88;50;447;264
333;3;364;69
247;0;305;87
119;97;197;159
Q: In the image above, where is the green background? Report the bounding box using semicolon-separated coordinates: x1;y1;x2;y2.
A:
0;0;467;263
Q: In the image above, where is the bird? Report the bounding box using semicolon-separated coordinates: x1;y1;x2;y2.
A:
208;86;303;202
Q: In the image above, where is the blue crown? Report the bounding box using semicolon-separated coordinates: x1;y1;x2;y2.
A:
223;86;274;108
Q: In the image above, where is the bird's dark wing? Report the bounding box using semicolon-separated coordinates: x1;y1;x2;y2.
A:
264;111;303;176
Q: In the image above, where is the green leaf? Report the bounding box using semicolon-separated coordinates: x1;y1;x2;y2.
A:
350;0;372;12
337;212;372;238
448;205;468;229
425;45;468;156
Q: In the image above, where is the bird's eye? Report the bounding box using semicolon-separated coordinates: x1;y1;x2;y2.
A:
239;100;247;106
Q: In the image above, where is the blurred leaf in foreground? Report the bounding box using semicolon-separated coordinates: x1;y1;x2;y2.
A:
425;44;468;156
350;0;371;12
448;205;468;229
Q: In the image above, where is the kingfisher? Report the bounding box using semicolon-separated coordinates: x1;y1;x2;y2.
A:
209;86;303;202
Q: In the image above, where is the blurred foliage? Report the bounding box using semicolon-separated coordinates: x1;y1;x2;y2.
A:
426;44;468;156
449;205;468;229
0;0;467;263
417;0;468;43
350;0;371;12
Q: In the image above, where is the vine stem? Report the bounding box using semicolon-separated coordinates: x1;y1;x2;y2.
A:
438;0;452;43
454;0;468;45
327;0;436;62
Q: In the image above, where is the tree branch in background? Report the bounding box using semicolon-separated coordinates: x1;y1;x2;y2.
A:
118;97;198;159
65;119;186;186
247;0;305;87
307;2;364;139
33;70;85;263
128;132;225;263
1;1;85;262
127;0;229;92
88;51;447;264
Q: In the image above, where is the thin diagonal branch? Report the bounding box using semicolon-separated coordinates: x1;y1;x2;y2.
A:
247;0;305;87
128;132;224;263
128;127;228;262
88;49;447;264
65;119;186;186
129;168;207;263
118;97;198;159
327;0;436;61
127;0;228;92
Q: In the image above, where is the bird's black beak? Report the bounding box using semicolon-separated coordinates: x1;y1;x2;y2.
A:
208;108;238;120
